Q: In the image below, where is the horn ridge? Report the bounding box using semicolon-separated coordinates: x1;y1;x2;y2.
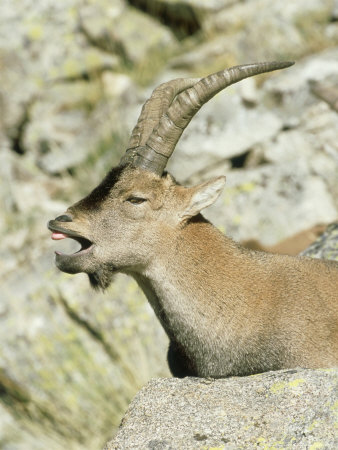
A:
124;78;200;157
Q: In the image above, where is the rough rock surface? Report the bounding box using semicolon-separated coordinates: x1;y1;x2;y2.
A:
301;222;338;260
105;368;338;450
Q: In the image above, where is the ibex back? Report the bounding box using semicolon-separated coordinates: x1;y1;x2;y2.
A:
48;62;338;378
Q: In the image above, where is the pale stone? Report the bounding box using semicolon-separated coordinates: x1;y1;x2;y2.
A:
105;369;338;450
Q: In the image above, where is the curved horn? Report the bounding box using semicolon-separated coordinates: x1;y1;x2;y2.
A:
123;61;294;175
120;78;200;167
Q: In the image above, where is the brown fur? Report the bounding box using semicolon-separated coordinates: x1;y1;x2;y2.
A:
48;167;338;377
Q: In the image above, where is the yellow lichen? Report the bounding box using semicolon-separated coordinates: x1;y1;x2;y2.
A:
241;182;256;193
252;435;291;449
331;400;338;410
63;59;82;78
233;214;242;225
85;51;102;69
27;24;44;41
33;76;44;88
269;381;286;394
270;378;305;394
308;420;319;432
288;378;306;388
67;6;77;18
309;442;324;450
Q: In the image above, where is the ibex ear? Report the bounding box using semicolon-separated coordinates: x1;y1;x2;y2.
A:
180;176;226;220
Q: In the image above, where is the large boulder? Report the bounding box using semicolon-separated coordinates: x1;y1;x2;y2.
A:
105;368;338;449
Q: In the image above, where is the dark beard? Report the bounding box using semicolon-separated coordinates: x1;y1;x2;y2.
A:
88;264;117;291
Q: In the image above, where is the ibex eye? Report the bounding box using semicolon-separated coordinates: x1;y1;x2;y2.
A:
127;196;146;205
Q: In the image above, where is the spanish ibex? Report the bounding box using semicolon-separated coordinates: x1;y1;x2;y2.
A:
48;62;338;378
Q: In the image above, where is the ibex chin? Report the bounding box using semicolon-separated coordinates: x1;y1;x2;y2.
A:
48;62;338;378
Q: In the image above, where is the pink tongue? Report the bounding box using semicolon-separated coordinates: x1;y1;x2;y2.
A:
51;232;68;240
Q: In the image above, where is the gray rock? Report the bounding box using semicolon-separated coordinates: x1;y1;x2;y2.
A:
0;0;122;174
0;0;118;132
22;77;139;174
310;74;338;112
332;0;338;20
78;0;126;59
204;161;337;246
129;0;238;33
167;93;283;182
26;90;102;173
263;47;338;120
105;368;338;450
301;222;338;260
0;148;67;235
80;3;177;66
263;102;338;211
172;0;337;71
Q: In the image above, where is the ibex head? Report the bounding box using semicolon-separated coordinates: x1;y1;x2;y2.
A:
49;165;227;289
48;62;293;290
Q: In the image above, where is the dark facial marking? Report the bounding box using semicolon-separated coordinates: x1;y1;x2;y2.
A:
77;164;127;210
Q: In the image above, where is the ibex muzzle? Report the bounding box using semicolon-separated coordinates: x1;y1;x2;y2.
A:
48;62;338;378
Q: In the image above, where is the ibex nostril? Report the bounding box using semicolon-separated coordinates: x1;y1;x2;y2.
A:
55;214;73;222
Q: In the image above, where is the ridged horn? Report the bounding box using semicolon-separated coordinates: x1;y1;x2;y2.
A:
120;78;200;167
122;61;294;175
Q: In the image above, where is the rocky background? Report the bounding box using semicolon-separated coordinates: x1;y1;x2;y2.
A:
0;0;337;448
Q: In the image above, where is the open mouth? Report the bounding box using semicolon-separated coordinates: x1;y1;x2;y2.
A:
48;221;93;257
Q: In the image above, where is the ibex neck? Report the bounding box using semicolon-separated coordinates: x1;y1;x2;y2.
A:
140;217;241;301
131;218;253;376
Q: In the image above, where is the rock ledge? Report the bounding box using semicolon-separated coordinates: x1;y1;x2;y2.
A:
105;368;337;449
